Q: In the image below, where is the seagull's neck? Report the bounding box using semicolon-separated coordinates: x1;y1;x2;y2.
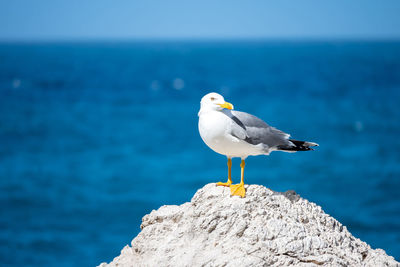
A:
198;107;234;117
198;106;220;117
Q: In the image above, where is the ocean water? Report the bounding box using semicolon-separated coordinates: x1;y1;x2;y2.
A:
0;41;399;266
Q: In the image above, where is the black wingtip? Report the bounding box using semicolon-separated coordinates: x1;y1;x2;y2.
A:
278;139;318;152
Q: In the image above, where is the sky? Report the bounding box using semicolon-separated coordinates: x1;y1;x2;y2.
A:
0;0;400;41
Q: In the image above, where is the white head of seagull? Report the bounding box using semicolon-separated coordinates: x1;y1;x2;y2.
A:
198;92;233;116
198;92;318;198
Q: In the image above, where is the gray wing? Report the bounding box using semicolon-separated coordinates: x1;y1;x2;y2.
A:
224;110;293;149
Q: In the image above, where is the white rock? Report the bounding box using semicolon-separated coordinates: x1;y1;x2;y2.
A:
99;183;399;267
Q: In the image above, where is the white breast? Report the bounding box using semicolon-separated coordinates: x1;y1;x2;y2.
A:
198;110;265;158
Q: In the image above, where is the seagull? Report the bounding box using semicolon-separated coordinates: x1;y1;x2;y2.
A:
198;92;318;198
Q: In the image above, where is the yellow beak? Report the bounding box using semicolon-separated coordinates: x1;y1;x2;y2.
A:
218;102;234;110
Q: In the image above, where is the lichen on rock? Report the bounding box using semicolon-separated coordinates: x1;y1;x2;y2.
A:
99;183;399;267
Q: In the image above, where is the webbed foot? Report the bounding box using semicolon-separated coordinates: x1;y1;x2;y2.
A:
230;183;246;198
216;180;232;187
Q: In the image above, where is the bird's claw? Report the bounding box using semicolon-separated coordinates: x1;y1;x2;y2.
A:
230;183;246;198
216;181;232;187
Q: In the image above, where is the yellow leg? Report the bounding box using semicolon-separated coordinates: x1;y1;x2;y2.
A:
216;158;232;187
230;159;246;197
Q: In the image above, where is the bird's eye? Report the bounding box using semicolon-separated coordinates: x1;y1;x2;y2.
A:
210;97;216;101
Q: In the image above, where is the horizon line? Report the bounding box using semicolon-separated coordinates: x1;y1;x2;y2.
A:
1;36;400;44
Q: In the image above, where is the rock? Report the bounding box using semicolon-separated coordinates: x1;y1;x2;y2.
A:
99;183;399;267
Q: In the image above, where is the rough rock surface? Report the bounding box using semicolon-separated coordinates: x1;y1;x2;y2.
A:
99;183;399;267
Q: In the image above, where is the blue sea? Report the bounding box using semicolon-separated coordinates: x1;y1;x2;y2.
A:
0;41;399;266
